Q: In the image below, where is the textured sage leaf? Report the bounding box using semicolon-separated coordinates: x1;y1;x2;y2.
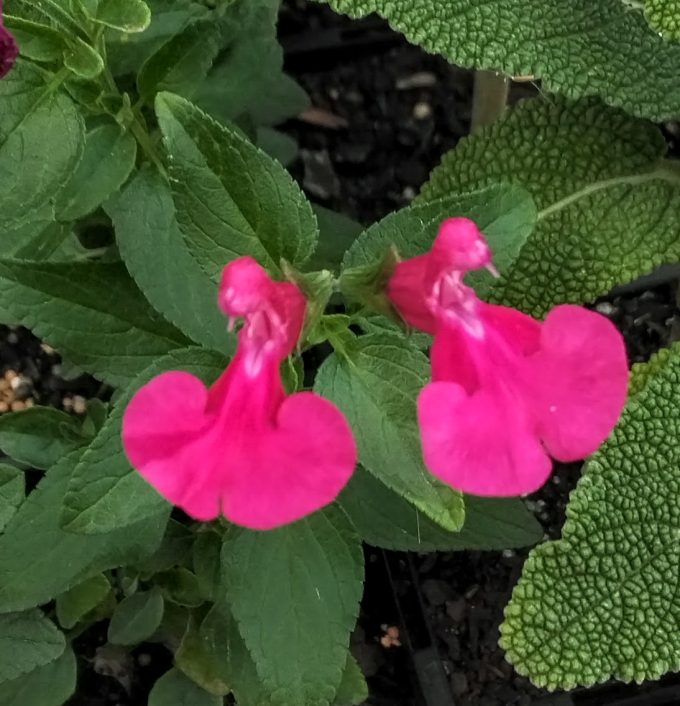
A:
315;334;465;532
148;668;221;706
0;646;76;706
419;97;680;316
61;348;226;535
155;92;318;278
500;344;680;689
0;465;24;533
0;610;65;681
108;589;164;646
137;20;221;101
0;260;189;388
222;507;364;706
56;574;111;629
340;467;543;552
343;183;535;300
107;168;233;355
56;123;137;222
93;0;151;32
333;654;367;706
0;407;89;470
0;449;169;613
318;0;680;121
0;62;84;227
645;0;680;39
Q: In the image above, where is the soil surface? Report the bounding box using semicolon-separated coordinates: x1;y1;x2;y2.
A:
2;1;679;705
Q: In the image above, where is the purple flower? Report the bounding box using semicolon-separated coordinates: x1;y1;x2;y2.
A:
1;0;19;79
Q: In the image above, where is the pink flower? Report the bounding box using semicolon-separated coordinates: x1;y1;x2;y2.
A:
387;218;628;496
122;257;356;530
0;1;18;79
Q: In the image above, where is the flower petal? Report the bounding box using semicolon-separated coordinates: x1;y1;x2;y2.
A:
418;381;552;496
480;303;541;356
222;392;357;530
387;254;437;333
122;372;222;520
527;304;628;461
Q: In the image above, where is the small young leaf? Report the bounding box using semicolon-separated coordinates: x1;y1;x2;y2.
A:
222;507;364;706
340;467;543;552
0;464;24;532
192;532;222;601
0;450;169;613
0;407;88;470
0;261;190;388
315;334;465;532
148;668;221;706
56;123;137;222
108;589;164;646
0;646;76;706
94;0;151;33
0;610;65;682
107;167;233;355
155;92;318;278
155;569;203;608
56;574;111;629
62;37;104;79
140;520;194;577
61;348;226;535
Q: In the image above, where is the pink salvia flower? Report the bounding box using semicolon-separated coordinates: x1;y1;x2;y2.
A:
0;1;18;79
122;257;357;530
387;218;628;496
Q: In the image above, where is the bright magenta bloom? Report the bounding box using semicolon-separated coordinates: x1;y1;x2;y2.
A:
123;257;356;530
388;218;628;496
0;1;18;79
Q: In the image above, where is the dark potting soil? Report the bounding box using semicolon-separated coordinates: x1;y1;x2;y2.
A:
1;1;679;705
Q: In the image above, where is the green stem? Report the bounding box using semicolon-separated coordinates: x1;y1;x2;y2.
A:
470;70;509;132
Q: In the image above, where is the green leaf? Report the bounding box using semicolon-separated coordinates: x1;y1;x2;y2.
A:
344;183;535;300
148;668;221;706
340;467;543;551
56;574;111;629
61;348;226;535
333;654;367;706
0;610;65;682
140;520;195;577
256;127;298;167
0;407;89;470
107;167;233;354
500;343;680;689
222;507;364;706
645;0;680;39
419;97;680;316
0;449;169;613
315;334;464;532
137;20;221;101
0;646;76;706
155;92;318;278
0;465;25;533
318;0;680;121
62;37;104;79
0;62;84;228
94;0;151;32
56;123;137;222
175;610;229;696
0;260;189;388
155;569;204;608
108;588;165;645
